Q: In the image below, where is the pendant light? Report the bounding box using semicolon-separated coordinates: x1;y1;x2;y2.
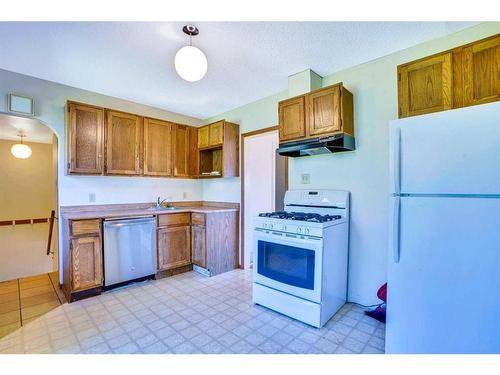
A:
174;25;208;82
11;132;32;159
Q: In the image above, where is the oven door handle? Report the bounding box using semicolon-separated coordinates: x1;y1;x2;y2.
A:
254;229;322;248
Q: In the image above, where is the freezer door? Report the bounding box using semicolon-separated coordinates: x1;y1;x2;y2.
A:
389;101;500;195
386;196;500;353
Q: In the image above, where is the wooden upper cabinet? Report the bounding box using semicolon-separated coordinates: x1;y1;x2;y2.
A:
189;127;199;177
172;124;190;177
398;53;453;118
71;235;103;291
398;33;500;118
209;121;224;146
460;35;500;107
198;121;224;149
198;125;210;148
105;110;142;175
278;83;354;143
67;102;104;174
143;118;172;177
307;85;342;136
279;96;306;142
157;225;191;270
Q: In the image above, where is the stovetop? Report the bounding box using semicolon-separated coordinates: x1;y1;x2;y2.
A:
258;211;341;223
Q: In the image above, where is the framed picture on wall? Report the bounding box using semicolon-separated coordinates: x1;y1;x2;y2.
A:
7;93;35;116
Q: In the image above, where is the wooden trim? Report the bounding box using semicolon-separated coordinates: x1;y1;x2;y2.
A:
240;126;280;270
241;126;278;138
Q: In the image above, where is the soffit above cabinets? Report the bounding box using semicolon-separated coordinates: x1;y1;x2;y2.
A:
0;22;478;118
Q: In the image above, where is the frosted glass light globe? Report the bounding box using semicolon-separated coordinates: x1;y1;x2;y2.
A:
174;45;208;82
11;143;32;159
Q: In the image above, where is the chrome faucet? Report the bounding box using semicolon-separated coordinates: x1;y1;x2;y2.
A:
157;196;173;209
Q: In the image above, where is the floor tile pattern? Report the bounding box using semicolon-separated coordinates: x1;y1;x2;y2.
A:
0;272;65;339
0;270;385;354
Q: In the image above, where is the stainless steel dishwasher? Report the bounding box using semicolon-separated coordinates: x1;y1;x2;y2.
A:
103;217;157;288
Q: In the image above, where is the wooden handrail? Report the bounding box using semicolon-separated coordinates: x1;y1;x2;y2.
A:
0;217;53;226
47;210;56;256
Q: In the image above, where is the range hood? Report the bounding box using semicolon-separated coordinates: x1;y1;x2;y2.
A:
276;133;355;157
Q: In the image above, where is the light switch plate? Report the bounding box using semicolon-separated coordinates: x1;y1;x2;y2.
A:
301;174;310;184
89;193;96;203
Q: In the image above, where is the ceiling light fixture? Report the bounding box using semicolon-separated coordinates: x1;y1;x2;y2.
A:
11;132;32;159
174;25;208;82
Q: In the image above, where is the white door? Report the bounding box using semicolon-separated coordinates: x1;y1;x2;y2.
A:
387;196;500;353
389;101;500;195
244;130;279;269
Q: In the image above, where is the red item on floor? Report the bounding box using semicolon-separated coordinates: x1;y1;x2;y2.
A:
377;283;387;303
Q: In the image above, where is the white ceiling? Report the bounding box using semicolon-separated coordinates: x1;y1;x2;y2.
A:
0;22;477;119
0;113;54;143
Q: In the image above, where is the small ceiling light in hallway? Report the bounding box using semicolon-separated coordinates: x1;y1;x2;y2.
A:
174;25;207;82
11;132;32;159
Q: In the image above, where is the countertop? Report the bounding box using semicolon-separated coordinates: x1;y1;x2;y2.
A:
61;205;238;220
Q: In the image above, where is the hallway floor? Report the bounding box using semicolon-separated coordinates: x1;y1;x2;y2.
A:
0;272;66;339
0;269;385;354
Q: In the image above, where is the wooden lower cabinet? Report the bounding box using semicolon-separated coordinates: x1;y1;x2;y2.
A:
63;218;104;302
190;212;238;276
191;224;207;268
71;236;103;291
157;225;191;270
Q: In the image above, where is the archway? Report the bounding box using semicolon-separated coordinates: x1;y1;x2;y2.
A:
0;113;62;337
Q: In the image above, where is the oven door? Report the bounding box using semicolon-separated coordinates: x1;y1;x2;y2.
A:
253;228;323;303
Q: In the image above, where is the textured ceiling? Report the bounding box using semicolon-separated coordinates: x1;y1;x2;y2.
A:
0;22;477;119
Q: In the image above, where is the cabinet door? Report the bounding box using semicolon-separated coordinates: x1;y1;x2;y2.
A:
306;85;342;136
67;103;104;174
172;124;190;177
71;236;103;291
398;53;453;118
157;226;191;270
143;118;172;176
198;125;210;149
209;121;224;146
106;110;142;174
461;35;500;106
189;127;199;177
279;96;306;142
191;225;207;268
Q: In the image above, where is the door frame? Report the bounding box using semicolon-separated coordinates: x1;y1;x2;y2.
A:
240;126;287;269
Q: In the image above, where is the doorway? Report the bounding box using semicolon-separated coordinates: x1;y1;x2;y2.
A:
0;113;61;337
241;127;287;269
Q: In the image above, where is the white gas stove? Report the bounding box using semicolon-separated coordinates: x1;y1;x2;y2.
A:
252;189;350;328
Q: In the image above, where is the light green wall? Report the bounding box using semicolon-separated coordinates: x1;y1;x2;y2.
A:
203;22;500;304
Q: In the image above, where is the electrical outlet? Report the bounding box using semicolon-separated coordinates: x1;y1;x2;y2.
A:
182;192;187;199
88;193;96;203
301;174;310;184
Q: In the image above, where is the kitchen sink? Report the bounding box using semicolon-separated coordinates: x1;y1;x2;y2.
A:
146;206;180;211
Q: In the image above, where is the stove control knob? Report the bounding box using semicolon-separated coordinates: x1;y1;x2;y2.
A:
263;223;268;229
282;225;287;231
297;227;302;234
305;228;310;235
269;223;273;230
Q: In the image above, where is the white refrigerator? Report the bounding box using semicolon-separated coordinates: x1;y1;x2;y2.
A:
387;101;500;354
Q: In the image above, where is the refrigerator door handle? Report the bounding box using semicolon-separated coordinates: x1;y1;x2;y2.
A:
393;128;401;194
392;196;401;263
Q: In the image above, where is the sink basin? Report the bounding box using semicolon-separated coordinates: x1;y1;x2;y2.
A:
146;206;179;211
